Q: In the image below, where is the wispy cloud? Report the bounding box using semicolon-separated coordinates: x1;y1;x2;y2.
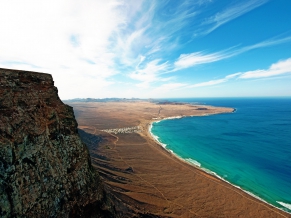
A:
239;36;291;53
201;0;268;35
129;59;170;88
124;34;291;87
189;73;241;88
174;51;228;70
173;36;291;71
0;0;124;99
239;58;291;79
0;0;289;98
187;57;291;88
111;0;202;68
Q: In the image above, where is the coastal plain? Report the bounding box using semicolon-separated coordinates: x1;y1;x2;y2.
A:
68;101;290;218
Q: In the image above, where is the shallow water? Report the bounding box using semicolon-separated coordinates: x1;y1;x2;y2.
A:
151;97;291;213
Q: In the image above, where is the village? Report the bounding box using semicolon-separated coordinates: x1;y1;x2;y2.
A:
101;126;142;134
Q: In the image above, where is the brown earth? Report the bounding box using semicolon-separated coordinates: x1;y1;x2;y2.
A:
69;101;291;218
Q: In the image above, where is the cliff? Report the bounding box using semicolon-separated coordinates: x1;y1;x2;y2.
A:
0;68;116;217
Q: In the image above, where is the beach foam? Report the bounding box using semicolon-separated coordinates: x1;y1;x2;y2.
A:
150;98;291;215
277;201;291;211
201;167;227;181
164;116;183;120
185;158;201;167
149;119;291;215
149;123;167;148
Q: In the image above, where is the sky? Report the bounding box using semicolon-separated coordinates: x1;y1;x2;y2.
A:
0;0;291;99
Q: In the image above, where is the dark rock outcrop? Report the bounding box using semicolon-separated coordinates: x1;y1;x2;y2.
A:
0;68;116;217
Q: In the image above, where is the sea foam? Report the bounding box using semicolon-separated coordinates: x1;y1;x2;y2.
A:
277;201;291;211
149;122;167;148
150;97;291;214
150;118;291;214
185;158;201;167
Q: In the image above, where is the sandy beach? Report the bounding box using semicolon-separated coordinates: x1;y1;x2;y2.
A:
68;100;291;217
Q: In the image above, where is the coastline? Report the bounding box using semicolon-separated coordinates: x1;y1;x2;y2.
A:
70;100;291;217
147;113;291;215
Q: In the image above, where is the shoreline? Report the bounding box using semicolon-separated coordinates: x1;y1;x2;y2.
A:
71;100;290;217
147;114;291;215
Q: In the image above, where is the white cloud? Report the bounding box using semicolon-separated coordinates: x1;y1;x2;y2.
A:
129;59;170;87
173;51;229;70
239;58;291;79
0;0;123;99
190;79;227;87
187;58;291;89
52;69;114;99
110;0;202;73
0;0;289;98
189;73;241;88
225;72;242;79
202;0;268;34
239;36;291;53
172;36;291;71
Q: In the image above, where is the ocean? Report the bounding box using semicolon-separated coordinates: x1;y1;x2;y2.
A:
150;97;291;213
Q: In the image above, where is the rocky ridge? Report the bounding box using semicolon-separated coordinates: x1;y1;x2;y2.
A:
0;68;116;217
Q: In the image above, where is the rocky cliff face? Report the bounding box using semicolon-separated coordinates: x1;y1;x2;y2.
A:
0;68;115;217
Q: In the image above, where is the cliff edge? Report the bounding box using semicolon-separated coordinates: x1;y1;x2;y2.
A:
0;68;115;217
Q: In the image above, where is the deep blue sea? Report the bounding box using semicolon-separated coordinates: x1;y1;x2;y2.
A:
151;97;291;213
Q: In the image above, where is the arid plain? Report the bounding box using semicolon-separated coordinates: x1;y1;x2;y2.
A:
68;100;290;218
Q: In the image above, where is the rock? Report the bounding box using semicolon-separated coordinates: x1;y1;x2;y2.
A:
125;167;134;173
0;68;116;217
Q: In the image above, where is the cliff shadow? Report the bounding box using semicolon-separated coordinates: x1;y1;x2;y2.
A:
77;129;108;161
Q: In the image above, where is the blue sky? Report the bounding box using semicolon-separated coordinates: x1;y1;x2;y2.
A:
0;0;291;99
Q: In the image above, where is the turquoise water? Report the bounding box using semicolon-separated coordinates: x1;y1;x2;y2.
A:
151;98;291;213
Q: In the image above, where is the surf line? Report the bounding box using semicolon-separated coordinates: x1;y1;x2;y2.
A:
148;115;291;215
